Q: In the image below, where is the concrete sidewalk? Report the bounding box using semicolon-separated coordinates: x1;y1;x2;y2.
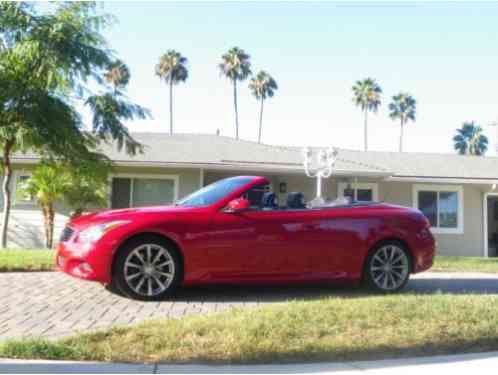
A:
1;351;498;374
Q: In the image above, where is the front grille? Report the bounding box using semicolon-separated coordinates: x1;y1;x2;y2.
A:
60;226;75;242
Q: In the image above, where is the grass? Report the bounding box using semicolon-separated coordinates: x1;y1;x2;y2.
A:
433;256;498;273
0;249;54;272
2;294;498;363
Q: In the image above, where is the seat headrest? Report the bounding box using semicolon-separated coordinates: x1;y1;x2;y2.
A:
287;192;306;209
261;192;278;209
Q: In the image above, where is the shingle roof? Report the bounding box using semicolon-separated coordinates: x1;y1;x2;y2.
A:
12;132;498;180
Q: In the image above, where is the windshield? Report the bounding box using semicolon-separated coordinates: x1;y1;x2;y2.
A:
176;177;253;207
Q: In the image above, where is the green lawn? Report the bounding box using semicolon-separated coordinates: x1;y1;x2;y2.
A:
2;294;498;363
433;256;498;273
0;250;54;272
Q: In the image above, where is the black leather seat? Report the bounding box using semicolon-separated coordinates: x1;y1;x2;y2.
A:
287;192;306;209
261;192;279;210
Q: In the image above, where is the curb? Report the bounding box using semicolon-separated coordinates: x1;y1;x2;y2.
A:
1;351;498;373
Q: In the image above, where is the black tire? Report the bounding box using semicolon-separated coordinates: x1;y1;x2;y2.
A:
111;235;183;301
363;241;411;293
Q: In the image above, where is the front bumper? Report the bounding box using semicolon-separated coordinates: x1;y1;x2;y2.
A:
412;242;436;273
56;240;113;284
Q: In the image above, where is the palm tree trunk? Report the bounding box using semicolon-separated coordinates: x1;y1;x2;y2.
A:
258;97;264;144
48;205;55;249
169;80;173;135
399;123;403;152
41;204;55;249
42;205;50;249
364;108;368;151
1;140;14;249
233;80;239;139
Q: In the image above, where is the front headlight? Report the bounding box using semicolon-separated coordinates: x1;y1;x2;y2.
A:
78;220;130;243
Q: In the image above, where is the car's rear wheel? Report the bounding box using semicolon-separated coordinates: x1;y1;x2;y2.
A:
112;236;182;301
364;241;411;293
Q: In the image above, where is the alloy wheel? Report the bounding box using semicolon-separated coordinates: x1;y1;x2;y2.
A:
124;244;175;297
369;244;409;291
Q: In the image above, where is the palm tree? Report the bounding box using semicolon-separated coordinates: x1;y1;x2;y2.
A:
249;71;278;143
104;59;130;93
155;50;188;135
453;122;488;156
352;78;382;151
219;47;252;139
22;162;69;248
388;93;416;152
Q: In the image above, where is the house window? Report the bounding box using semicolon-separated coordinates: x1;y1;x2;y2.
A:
14;173;34;205
338;182;378;202
413;185;463;234
111;176;178;209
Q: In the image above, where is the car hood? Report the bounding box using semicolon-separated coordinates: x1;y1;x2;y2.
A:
68;205;195;229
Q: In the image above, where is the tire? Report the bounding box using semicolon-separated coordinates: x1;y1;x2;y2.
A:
112;236;183;301
364;241;411;293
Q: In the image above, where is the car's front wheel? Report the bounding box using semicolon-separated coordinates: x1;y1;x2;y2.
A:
112;236;182;301
364;241;411;292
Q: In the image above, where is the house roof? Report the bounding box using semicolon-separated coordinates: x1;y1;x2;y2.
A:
11;132;498;182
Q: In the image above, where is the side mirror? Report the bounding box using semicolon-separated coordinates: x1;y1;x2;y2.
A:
223;198;251;213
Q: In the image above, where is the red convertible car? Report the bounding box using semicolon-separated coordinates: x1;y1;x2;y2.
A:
56;176;435;300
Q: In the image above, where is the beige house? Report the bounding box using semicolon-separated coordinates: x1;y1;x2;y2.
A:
6;133;498;257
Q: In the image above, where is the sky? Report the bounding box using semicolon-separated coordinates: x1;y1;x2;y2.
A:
68;2;498;154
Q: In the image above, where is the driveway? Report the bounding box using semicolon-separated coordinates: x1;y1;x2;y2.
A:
1;271;498;341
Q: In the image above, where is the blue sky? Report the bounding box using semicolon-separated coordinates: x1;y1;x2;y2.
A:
84;2;498;153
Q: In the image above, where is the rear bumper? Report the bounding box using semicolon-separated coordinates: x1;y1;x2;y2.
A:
56;241;113;284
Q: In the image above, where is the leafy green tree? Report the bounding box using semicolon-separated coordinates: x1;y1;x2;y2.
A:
352;78;382;151
0;2;149;248
453;122;488;156
155;50;188;135
388;93;416;152
63;153;112;218
249;71;278;144
22;162;69;248
23;154;111;248
219;47;252;139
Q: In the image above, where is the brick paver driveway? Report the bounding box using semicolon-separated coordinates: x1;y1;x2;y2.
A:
1;271;498;341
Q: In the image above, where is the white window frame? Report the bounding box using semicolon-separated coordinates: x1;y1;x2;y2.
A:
13;171;35;207
110;174;179;208
412;184;464;234
338;182;379;201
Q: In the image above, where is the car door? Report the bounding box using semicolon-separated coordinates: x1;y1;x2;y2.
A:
204;184;314;280
300;207;361;279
